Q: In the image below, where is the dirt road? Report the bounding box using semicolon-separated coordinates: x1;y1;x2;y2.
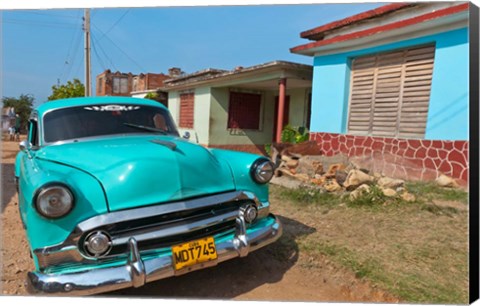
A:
0;139;396;302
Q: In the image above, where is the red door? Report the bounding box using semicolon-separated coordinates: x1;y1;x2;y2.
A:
273;96;290;141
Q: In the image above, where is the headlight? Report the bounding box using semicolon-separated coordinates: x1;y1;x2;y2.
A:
35;184;74;219
250;159;274;184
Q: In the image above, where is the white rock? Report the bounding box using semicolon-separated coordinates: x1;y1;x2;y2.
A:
401;192;416;202
349;184;371;200
286;159;299;169
436;174;458;188
344;170;374;189
324;179;342;192
378;177;405;189
381;188;397;197
294;173;311;182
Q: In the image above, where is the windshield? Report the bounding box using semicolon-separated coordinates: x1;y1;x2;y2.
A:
43;104;179;143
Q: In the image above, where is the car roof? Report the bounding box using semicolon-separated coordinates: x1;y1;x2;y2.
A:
36;96;167;117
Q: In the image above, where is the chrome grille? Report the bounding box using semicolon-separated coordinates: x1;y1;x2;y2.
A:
80;200;245;257
34;190;269;271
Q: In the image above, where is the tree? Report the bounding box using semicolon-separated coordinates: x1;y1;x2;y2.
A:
48;79;85;101
2;94;34;132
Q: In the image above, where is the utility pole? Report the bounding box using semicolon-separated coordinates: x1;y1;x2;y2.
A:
84;9;92;96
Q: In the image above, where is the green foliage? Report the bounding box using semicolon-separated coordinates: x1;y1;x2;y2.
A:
276;185;342;207
281;124;309;144
266;125;309;155
144;92;159;100
48;79;85;101
2;94;34;131
345;185;390;207
264;143;272;156
345;185;422;209
406;181;468;204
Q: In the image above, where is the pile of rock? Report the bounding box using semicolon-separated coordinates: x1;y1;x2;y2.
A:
270;142;462;202
274;154;416;202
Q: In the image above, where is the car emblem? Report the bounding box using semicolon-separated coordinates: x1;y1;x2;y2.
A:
84;105;141;112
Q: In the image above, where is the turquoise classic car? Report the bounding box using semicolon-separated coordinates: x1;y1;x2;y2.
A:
15;96;282;295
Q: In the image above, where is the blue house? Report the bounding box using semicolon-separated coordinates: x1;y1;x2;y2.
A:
291;2;470;182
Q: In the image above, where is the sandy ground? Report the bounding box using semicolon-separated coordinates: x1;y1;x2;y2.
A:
0;139;397;302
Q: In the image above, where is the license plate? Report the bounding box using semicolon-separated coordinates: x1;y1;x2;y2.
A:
172;236;217;270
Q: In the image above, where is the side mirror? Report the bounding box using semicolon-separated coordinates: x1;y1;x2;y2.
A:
19;140;31;152
182;131;191;140
19;140;33;159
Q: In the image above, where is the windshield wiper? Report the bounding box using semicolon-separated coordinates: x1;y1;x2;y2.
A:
123;122;168;135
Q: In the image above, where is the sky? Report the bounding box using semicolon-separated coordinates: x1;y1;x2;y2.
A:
1;3;385;105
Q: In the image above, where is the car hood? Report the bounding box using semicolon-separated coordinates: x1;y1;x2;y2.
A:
36;135;235;211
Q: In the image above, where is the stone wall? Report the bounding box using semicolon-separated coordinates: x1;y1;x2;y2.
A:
311;132;468;182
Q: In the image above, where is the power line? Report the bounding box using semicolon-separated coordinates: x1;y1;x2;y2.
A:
91;31;118;71
104;34;145;71
58;11;83;82
91;35;107;71
73;51;85;79
92;23;145;71
97;9;130;41
64;27;84;81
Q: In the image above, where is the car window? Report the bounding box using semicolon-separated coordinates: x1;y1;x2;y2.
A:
43;104;179;143
28;119;39;147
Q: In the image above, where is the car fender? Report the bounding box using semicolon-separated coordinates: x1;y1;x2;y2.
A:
209;149;269;203
18;155;109;256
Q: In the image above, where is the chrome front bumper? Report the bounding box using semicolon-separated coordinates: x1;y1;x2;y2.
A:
27;213;282;295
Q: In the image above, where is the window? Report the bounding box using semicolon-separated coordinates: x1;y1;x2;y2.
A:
228;92;261;129
113;77;129;94
179;93;194;128
43;105;179;143
28;119;39;147
347;44;435;138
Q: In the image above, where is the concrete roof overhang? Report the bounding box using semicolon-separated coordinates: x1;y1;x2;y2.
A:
162;61;313;92
291;3;469;57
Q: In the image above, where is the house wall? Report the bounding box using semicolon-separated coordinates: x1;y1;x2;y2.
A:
96;72;109;96
96;71;135;97
168;87;211;144
209;87;271;151
208;87;309;154
310;27;468;139
286;88;311;128
309;27;469;182
135;74;169;91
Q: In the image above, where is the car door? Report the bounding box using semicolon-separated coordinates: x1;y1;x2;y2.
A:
17;117;40;226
